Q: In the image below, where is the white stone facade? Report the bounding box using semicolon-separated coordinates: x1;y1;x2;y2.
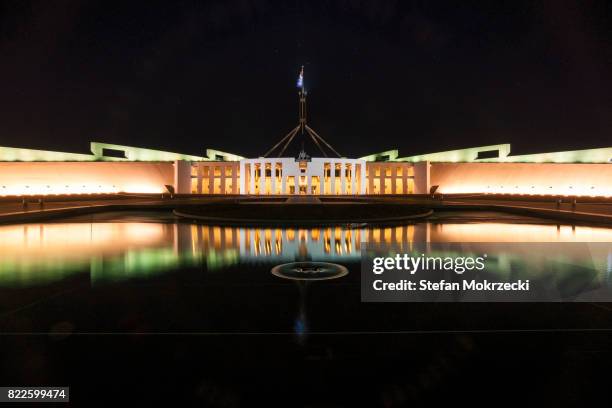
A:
239;157;367;195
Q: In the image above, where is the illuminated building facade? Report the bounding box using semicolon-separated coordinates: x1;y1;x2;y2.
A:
2;65;611;197
238;157;366;195
361;144;612;196
0;141;611;197
2;66;611;198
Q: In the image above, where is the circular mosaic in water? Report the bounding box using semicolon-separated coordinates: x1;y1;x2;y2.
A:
271;262;348;281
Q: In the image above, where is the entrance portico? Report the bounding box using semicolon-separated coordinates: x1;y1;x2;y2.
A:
240;157;366;195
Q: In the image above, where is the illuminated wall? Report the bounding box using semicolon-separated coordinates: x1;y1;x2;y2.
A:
0;162;174;195
239;158;367;195
191;162;241;194
359;144;612;196
1;141;611;197
174;160;192;194
365;162;415;194
1;160;610;197
431;162;612;196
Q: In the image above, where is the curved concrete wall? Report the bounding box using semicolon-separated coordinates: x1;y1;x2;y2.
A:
431;162;612;196
0;162;174;195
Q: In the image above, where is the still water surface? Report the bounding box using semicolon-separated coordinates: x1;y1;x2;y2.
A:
2;212;612;405
1;215;612;286
0;211;611;334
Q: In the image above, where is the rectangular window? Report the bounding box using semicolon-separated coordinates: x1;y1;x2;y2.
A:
299;176;307;194
476;149;500;160
311;176;320;195
214;166;221;177
384;178;392;194
202;177;210;194
213;178;222;194
224;178;233;194
372;179;380;194
101;148;127;159
275;176;282;194
395;178;403;194
324;174;331;195
264;177;272;195
225;167;232;177
334;177;341;194
407;178;414;194
287;176;296;195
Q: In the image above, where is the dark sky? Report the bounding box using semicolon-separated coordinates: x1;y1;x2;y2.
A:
1;0;611;158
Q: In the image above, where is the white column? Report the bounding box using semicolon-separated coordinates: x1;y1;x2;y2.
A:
173;160;191;194
249;161;256;195
220;165;226;194
197;164;203;194
239;161;246;194
340;162;346;194
361;161;367;195
281;169;287;194
232;164;238;194
351;164;356;195
307;175;312;194
207;165;213;194
330;161;336;195
413;161;431;194
270;161;276;195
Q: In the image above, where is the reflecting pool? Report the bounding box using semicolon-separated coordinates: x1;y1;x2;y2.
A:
0;217;612;287
1;216;611;287
1;212;612;406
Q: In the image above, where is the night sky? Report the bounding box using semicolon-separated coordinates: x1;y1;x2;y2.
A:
1;0;611;159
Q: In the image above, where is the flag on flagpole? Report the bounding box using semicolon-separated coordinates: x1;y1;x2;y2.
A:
297;66;304;88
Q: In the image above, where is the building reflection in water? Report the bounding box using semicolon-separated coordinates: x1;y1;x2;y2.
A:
0;222;611;287
192;224;417;262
